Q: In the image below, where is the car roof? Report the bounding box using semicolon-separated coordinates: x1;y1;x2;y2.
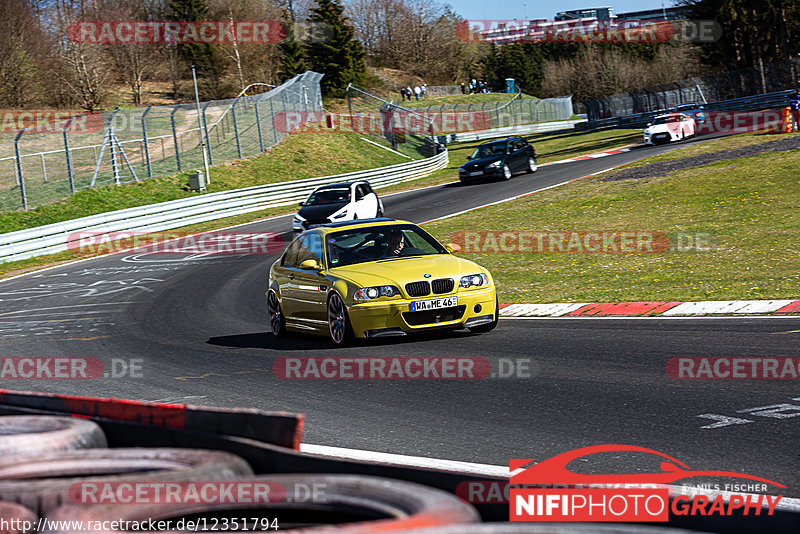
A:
478;137;522;146
300;218;418;234
312;181;366;191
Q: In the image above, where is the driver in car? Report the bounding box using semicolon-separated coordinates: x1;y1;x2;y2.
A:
386;230;405;257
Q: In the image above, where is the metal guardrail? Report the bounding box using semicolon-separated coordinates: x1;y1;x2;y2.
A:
436;119;587;143
0;150;448;264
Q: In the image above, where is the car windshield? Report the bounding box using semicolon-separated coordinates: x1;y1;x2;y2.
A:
471;142;506;159
676;105;698;111
305;188;350;205
325;224;448;268
652;117;668;125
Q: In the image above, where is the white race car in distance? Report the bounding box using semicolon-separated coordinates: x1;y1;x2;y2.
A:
643;113;697;145
292;181;384;232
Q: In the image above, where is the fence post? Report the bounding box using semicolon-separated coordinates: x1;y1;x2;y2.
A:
254;99;265;153
269;95;278;144
14;129;28;210
231;96;243;159
62;118;76;195
141;106;153;178
347;84;355;130
202;101;214;166
108;109;120;185
281;89;290;133
170;105;182;172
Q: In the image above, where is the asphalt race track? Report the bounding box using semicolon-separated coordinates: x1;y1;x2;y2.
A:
1;135;798;497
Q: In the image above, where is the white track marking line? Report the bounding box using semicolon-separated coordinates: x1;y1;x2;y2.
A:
358;137;414;159
299;443;509;478
0;303;136;316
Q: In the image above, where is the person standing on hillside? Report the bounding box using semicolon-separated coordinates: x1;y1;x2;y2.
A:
790;88;800;132
414;85;421;101
399;87;406;102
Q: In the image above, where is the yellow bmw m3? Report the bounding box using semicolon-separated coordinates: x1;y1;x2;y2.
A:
267;218;498;344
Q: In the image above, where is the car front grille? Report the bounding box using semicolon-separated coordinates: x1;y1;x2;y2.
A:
405;281;431;297
431;278;454;294
403;306;466;326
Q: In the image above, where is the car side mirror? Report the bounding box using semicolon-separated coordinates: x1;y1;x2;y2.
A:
466;154;473;160
445;243;461;254
298;202;304;207
299;259;323;271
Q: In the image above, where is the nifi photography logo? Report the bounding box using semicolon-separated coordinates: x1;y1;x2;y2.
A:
509;444;785;522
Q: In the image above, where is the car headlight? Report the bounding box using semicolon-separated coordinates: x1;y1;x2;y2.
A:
459;273;489;288
331;210;348;219
293;213;305;222
487;161;502;168
353;285;401;301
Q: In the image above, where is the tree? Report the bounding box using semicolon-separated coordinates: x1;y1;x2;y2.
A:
167;0;226;97
306;0;365;97
482;44;545;95
279;17;308;80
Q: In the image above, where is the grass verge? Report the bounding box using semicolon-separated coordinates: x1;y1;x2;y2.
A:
0;128;644;279
423;137;800;303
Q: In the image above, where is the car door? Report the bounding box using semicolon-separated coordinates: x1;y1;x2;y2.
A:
274;237;302;319
356;183;379;217
509;139;526;171
291;232;329;326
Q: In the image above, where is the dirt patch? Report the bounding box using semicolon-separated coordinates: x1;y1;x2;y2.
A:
601;135;800;181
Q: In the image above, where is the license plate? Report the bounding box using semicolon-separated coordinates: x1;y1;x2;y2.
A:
469;171;483;176
411;296;458;312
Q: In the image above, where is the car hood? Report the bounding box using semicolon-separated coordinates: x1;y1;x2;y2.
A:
330;255;488;288
298;202;347;221
644;124;672;134
460;155;504;169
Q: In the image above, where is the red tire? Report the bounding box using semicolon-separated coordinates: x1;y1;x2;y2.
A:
0;448;252;516
0;416;107;456
44;474;479;533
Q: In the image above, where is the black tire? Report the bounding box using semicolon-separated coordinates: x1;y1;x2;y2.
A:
327;292;353;345
468;298;499;333
267;290;286;337
0;448;252;516
0;416;107;456
527;156;537;173
0;502;36;533
501;163;512;180
45;474;480;533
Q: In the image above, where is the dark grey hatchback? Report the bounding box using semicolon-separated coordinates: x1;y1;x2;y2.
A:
458;137;537;184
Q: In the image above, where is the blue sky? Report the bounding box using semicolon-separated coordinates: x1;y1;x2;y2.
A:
448;1;678;20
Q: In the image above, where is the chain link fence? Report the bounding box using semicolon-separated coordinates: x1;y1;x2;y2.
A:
346;84;573;157
582;59;800;121
0;71;324;212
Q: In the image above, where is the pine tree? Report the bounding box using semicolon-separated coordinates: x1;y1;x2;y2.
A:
305;0;366;97
279;18;308;81
167;0;223;81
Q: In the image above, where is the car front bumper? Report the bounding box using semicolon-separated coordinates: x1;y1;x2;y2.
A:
347;287;498;338
459;167;503;180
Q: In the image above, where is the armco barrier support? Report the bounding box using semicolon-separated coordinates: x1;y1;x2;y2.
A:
0;150;448;264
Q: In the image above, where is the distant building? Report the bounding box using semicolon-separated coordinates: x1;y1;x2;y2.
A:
555;7;614;21
615;7;687;21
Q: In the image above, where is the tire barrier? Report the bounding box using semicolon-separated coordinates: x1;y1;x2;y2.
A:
0;416;107;456
43;475;480;533
0;448;253;515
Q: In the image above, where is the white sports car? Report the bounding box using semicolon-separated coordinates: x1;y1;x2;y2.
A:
643;113;697;145
292;181;384;232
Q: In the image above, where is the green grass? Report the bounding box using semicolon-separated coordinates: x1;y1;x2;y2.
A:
423;140;800;303
0;131;407;234
399;92;536;108
0;127;645;279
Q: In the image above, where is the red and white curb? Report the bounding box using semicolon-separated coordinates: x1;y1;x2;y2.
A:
500;299;800;317
540;148;632;167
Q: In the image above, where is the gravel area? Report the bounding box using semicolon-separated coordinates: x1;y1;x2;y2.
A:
601;135;800;181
